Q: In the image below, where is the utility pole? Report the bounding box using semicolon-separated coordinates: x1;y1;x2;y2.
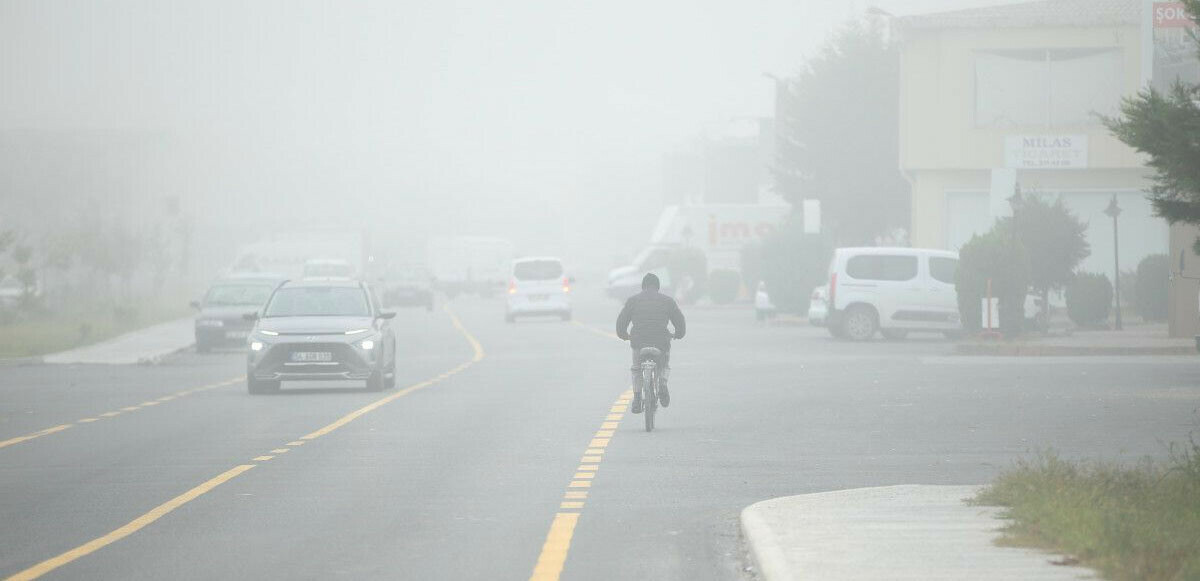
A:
1105;194;1123;330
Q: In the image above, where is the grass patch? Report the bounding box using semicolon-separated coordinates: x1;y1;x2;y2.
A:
973;442;1200;581
0;302;190;358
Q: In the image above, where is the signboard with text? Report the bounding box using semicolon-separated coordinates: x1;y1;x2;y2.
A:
1004;135;1088;169
1149;2;1200;91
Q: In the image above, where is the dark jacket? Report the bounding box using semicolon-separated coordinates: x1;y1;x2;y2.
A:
616;289;686;350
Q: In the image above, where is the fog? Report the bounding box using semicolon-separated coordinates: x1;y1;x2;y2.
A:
2;0;1016;282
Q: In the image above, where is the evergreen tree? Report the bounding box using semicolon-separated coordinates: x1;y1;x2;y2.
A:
1103;0;1200;249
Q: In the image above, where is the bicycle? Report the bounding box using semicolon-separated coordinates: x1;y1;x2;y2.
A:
637;347;663;432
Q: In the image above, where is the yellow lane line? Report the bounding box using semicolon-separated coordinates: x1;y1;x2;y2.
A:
0;376;244;452
6;306;484;581
527;389;631;581
529;512;581;581
0;425;72;450
569;320;620;340
6;464;255;581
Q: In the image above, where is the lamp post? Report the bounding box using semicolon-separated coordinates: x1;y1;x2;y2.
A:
1104;194;1123;330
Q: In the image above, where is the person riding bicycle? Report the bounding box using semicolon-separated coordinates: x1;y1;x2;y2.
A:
616;273;686;413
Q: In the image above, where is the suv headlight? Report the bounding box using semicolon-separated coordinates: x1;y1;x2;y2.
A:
360;339;376;350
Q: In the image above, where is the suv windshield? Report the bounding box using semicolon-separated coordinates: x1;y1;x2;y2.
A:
514;260;563;281
204;284;275;307
263;286;370;317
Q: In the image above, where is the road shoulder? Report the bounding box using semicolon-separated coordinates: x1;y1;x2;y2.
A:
740;485;1097;581
40;316;194;365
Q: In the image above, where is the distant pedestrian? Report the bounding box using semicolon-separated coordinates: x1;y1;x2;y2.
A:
755;281;776;323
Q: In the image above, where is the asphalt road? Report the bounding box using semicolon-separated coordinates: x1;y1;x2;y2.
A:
2;293;1199;580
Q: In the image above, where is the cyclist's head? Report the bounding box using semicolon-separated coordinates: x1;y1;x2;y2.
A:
641;273;660;291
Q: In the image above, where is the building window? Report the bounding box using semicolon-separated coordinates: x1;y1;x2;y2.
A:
974;48;1123;128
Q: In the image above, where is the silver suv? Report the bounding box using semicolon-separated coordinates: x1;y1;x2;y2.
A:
245;280;397;394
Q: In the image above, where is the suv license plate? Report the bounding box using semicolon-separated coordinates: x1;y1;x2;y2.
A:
290;351;332;362
529;294;548;302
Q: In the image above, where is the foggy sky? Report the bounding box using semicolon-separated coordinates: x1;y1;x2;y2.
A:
1;0;1022;267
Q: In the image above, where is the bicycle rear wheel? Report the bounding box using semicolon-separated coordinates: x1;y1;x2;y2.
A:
643;367;657;432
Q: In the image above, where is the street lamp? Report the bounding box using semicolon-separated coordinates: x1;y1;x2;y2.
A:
1104;194;1123;331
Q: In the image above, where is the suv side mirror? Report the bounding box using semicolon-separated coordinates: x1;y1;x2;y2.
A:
378;311;397;320
190;300;201;310
242;312;260;321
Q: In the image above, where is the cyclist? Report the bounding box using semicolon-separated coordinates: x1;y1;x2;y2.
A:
616;273;686;413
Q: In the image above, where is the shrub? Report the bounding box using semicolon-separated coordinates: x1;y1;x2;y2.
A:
1135;254;1169;322
1066;272;1112;327
757;216;831;314
956;224;1030;337
708;269;741;304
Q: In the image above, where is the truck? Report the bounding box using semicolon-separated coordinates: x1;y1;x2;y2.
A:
426;236;514;297
607;203;790;300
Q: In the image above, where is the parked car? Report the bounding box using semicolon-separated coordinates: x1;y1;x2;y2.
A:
192;273;285;352
380;264;434;311
245;279;396;394
825;247;961;341
302;258;355;280
807;285;829;327
505;257;572;322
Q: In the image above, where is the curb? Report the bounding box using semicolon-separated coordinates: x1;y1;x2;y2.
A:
136;343;195;366
955;343;1193;356
741;499;794;581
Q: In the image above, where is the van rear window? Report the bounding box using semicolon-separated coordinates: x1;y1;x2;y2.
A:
929;257;958;284
514;260;563;281
845;255;917;281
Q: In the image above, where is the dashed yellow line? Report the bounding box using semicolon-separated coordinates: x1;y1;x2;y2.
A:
0;425;73;450
5;306;484;581
528;389;631;581
0;377;243;452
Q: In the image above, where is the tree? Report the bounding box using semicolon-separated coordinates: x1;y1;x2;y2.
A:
755;216;831;314
774;18;909;245
1102;0;1200;249
956;223;1031;337
1007;193;1090;314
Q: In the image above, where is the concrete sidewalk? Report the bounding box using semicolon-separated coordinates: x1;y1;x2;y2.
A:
741;485;1096;581
41;317;195;365
956;323;1192;356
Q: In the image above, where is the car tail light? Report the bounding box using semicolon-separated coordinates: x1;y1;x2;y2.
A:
562;276;570;293
508;280;517;294
829;272;837;307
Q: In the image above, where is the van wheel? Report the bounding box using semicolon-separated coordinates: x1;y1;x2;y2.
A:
881;329;908;341
841;306;878;341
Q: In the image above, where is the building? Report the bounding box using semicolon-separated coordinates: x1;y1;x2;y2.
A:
896;0;1168;298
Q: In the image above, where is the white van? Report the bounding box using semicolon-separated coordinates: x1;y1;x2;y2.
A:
506;257;572;322
826;247;961;340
